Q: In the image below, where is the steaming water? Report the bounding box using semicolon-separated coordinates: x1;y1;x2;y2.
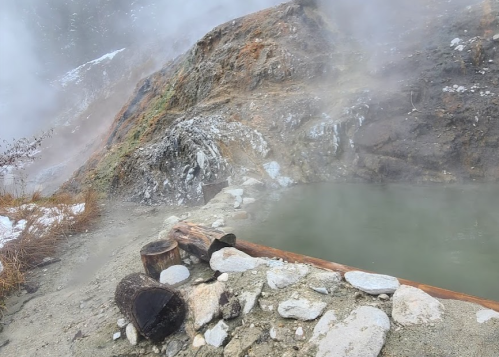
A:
238;183;499;301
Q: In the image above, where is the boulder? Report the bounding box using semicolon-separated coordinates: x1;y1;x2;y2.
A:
277;298;326;321
392;285;444;325
159;265;190;286
314;306;390;357
210;247;264;273
345;271;400;295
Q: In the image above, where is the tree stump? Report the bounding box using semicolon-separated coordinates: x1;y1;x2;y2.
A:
168;222;236;262
115;273;186;343
140;240;181;280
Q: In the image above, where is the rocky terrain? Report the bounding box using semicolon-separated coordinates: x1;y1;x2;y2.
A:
63;0;499;205
0;185;498;357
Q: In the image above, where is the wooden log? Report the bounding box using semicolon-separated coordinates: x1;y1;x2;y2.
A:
235;240;499;312
115;273;186;343
140;240;181;280
168;222;236;262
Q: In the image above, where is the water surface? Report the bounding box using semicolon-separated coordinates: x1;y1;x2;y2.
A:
238;183;499;301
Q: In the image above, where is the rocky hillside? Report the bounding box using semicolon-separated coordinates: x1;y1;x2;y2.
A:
66;0;499;204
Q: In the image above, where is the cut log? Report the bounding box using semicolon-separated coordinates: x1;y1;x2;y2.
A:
168;222;236;262
140;240;181;280
115;273;186;343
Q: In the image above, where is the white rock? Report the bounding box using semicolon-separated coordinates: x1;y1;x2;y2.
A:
126;323;139;346
193;334;206;348
163;215;180;229
217;273;229;282
295;326;304;340
212;218;225;228
392;285;444;326
159;265;190;286
210;247;264;273
476;309;499;323
311;287;328;295
278;298;326;321
450;37;461;47
117;318;128;328
152;345;160;354
267;263;309;289
243;197;256;205
204;320;229;347
233;200;241;209
314;306;390;357
493;33;499;42
345;271;400;294
224;188;244;198
189;281;225;330
310;310;337;342
263;161;280;179
240;281;264;314
112;332;121;341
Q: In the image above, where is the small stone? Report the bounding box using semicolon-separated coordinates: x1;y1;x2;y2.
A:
476;309;499;323
210;247;265;273
278;298;327;321
313;306;390;357
117;318;128;328
193;334;206;348
267;263;309;289
126;323;139;346
160;265;190;286
234;200;241;209
165;340;183;357
345;271;400;295
242;197;256;205
242;178;264;187
152;345;160;354
493;33;499;42
205;320;229;347
217;273;229;282
190;255;201;264
212;218;225;228
378;294;390;301
311;287;328;295
232;211;249;220
392;285;444;326
113;332;121;341
295;326;305;340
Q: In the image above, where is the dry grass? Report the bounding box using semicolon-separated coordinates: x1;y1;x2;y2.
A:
0;189;99;313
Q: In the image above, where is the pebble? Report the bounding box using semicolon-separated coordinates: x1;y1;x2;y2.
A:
112;332;121;341
210;247;265;273
295;326;305;340
204;320;229;347
159;265;190;286
267;263;309;289
117;318;128;328
310;286;328;295
476;309;499;323
345;271;400;295
392;285;444;326
192;334;206;348
278;298;327;321
152;345;160;354
165;339;184;357
217;273;229;282
126;323;139;346
314;306;390;357
378;294;390;301
493;33;499;42
212;218;225;228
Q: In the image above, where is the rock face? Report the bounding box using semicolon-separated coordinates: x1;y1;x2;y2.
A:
313;306;390;357
392;285;444;325
277;298;327;321
345;271;400;295
210;248;264;273
267;263;309;289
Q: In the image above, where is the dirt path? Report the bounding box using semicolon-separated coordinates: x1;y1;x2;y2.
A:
0;201;190;356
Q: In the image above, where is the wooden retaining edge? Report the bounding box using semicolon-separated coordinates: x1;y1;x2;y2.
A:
236;240;499;312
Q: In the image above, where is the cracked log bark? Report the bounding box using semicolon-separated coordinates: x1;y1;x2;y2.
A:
115;273;186;343
168;222;236;262
140;239;181;280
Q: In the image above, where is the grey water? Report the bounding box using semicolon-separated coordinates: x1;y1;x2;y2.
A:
238;183;499;301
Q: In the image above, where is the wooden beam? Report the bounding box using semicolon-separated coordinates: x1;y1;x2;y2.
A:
235;240;499;312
